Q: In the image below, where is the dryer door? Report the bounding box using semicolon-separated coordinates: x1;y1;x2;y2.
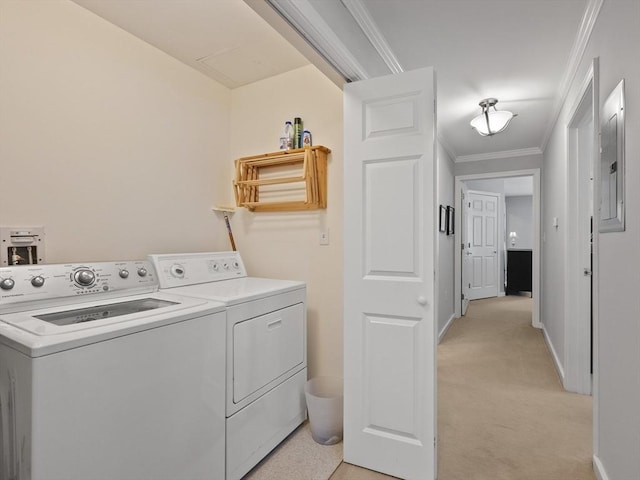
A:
233;303;304;403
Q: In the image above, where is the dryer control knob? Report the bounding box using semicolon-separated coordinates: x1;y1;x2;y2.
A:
170;264;185;278
137;267;148;277
119;269;129;279
31;276;45;287
74;269;95;287
0;278;15;290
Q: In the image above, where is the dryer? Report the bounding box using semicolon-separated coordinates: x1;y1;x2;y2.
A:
149;251;307;480
0;260;226;480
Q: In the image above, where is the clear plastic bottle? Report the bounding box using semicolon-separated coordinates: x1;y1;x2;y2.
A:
281;121;293;150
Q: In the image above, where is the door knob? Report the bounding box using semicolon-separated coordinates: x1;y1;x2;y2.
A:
417;296;427;306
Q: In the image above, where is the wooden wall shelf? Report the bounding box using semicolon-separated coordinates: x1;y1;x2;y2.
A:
233;146;330;212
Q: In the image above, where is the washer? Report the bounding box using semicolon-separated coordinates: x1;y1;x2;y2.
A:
0;260;226;480
148;251;307;480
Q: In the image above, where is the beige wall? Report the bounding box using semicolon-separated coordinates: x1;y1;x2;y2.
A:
0;0;231;262
230;65;344;379
0;1;344;380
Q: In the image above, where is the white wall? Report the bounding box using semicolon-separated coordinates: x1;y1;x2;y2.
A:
229;65;343;379
0;0;231;261
437;142;455;339
542;1;640;477
506;196;533;250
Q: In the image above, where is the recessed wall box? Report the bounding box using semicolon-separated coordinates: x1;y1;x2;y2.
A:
0;227;46;266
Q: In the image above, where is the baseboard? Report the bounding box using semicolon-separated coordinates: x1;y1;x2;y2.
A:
498;291;506;297
593;455;609;480
438;313;457;344
542;324;565;383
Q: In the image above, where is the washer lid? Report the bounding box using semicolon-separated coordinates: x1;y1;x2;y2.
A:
0;291;225;357
165;277;305;305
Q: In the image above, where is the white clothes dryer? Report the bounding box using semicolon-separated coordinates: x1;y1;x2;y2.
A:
0;260;226;480
148;251;307;480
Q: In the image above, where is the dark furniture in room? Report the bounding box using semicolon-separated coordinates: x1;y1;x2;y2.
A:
506;249;532;295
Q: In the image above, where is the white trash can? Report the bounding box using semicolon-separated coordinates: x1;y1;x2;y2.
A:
305;376;343;445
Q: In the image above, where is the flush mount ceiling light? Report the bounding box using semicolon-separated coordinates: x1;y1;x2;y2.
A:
470;98;517;136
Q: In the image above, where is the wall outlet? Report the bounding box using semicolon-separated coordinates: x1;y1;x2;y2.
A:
319;229;330;246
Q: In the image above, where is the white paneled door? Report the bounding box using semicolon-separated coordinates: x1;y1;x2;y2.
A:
465;191;500;300
343;67;436;480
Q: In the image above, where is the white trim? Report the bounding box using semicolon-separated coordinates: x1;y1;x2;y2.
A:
498;292;506;297
593;455;609;480
542;324;565;383
454;169;541;328
589;58;601;459
341;0;403;74
244;0;347;87
438;313;457;344
437;135;456;163
540;0;604;151
455;147;542;163
564;59;597;396
264;0;371;81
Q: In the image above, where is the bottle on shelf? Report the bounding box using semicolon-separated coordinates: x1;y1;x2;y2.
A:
280;121;294;150
302;130;312;147
293;117;303;149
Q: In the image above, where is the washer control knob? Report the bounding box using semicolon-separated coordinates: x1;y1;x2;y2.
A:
119;269;129;279
232;261;240;269
0;278;15;290
74;269;95;287
170;264;185;278
31;276;45;287
137;267;148;277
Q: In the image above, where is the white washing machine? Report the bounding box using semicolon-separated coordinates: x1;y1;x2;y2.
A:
148;252;307;480
0;260;226;480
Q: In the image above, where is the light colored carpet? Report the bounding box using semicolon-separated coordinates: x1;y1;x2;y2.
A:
242;421;342;480
437;296;594;480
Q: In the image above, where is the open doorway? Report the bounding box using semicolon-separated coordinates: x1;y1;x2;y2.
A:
454;170;541;327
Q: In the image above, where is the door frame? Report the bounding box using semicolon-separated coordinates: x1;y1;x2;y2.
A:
565;58;599;397
454;169;541;327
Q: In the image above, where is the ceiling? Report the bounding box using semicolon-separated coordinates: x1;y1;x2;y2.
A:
72;0;309;88
73;0;596;162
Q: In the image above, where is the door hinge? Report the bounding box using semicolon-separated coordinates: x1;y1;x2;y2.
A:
461;243;465;250
461;293;465;300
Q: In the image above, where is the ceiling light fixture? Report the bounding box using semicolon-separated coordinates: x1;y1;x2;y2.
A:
470;98;516;136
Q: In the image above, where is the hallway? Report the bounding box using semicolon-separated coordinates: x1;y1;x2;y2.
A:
438;296;594;479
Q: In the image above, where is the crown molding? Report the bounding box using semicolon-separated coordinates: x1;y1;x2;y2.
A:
263;0;371;82
540;0;604;151
341;0;403;74
244;0;347;88
437;135;456;163
455;147;543;163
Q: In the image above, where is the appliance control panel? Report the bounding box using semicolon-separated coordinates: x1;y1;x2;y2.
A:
0;260;157;310
149;251;247;289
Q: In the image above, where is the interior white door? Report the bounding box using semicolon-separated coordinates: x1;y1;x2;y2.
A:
344;67;436;480
466;191;499;300
461;185;471;315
